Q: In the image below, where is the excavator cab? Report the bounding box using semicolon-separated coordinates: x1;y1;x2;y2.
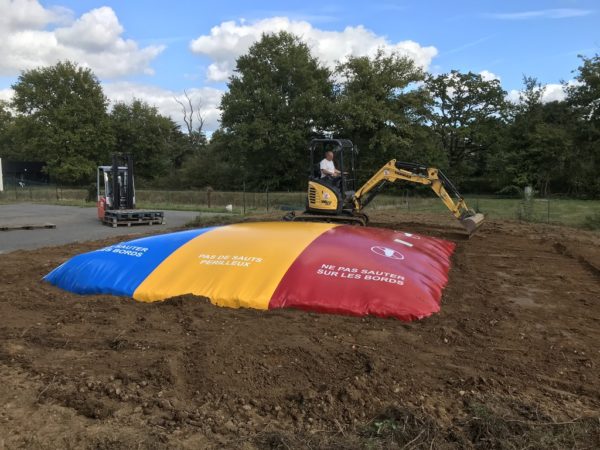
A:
309;139;356;189
303;139;367;225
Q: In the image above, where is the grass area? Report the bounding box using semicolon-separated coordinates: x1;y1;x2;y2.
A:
2;186;599;229
369;195;600;228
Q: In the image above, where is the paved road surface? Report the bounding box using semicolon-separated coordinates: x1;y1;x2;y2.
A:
0;203;204;254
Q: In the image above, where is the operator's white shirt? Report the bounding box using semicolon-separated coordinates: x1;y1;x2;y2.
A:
320;158;336;177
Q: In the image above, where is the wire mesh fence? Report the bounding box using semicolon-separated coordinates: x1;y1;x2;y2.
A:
135;189;306;213
0;184;87;203
1;184;599;229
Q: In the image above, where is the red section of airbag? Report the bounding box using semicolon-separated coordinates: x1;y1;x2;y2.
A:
269;226;455;321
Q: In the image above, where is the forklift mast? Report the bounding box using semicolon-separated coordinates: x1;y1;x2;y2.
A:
98;153;135;211
109;153;135;210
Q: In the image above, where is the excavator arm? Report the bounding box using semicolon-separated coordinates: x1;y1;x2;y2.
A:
352;160;484;234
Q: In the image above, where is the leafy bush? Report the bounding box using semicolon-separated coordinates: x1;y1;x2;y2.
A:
496;185;523;198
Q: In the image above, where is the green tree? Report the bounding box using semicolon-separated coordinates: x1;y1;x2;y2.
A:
334;50;439;178
500;77;575;195
491;77;546;191
170;130;244;190
219;31;334;190
426;71;507;183
11;61;113;184
567;54;600;123
0;100;16;160
110;99;185;180
566;54;600;196
525;105;574;196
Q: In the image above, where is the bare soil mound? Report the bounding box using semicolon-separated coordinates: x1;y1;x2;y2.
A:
1;212;599;449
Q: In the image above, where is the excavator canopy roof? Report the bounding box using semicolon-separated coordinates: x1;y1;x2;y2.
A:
309;139;356;152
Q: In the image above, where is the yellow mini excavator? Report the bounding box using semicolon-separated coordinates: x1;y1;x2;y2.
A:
285;139;485;235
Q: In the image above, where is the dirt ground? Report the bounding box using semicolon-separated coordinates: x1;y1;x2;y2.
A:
1;212;599;449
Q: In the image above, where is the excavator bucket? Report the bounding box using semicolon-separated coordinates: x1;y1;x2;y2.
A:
460;213;485;235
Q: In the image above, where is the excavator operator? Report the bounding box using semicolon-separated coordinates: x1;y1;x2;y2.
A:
320;150;341;189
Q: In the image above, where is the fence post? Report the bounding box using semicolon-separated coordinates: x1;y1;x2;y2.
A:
242;182;246;215
547;198;550;224
521;186;533;222
206;187;212;209
266;186;270;212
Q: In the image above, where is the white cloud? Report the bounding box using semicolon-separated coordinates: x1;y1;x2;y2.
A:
0;88;14;103
506;80;580;104
55;7;124;52
0;1;163;78
190;17;438;82
479;70;500;82
0;0;65;31
103;82;224;132
541;84;568;102
506;89;521;103
487;9;594;20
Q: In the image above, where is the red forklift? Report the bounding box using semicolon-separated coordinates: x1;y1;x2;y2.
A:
97;153;164;227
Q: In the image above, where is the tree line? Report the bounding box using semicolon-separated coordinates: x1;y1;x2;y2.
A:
0;32;598;197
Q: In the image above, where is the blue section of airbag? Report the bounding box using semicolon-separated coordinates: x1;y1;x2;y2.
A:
44;228;214;296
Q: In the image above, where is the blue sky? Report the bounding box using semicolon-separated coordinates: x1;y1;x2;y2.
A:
0;0;598;130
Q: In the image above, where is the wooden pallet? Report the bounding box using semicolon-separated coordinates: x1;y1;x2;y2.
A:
0;223;56;231
102;209;164;228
